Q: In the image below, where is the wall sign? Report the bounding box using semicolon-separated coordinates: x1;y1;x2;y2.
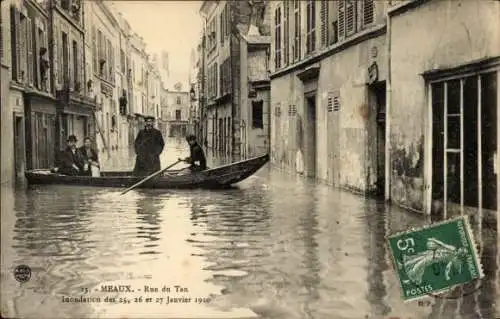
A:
367;62;378;84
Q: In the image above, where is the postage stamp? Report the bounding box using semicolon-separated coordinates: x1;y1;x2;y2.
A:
387;215;484;302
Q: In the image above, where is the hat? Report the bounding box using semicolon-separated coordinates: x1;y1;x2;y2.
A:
67;135;77;142
144;116;155;121
186;134;196;141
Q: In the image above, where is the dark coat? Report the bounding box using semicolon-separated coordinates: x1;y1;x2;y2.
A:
133;127;165;176
56;146;85;176
78;146;99;176
186;142;207;171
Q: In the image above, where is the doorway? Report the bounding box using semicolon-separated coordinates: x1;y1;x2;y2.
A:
14;115;25;180
305;94;317;178
371;81;386;197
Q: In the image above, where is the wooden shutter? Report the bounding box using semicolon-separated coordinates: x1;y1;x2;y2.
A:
346;0;356;35
10;7;20;81
320;0;328;47
92;27;97;73
27;17;34;86
362;0;374;27
20;12;28;83
338;0;345;41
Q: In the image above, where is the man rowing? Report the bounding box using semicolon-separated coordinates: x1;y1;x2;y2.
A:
133;116;165;176
179;134;207;173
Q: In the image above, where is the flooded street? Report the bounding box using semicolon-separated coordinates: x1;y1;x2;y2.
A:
1;139;499;319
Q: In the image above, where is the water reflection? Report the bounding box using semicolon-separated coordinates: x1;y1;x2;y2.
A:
1;143;499;319
135;191;162;254
296;187;320;319
363;202;391;317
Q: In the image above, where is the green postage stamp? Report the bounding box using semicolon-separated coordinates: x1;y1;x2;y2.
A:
387;215;484;301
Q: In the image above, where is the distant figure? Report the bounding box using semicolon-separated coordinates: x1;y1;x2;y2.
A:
54;135;85;176
180;134;207;173
133;116;165;176
78;137;100;176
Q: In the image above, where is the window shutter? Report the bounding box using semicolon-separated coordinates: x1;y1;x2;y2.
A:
57;28;63;88
362;0;374;26
10;7;16;81
92;27;97;74
346;0;356;35
43;26;50;92
19;13;27;83
338;0;345;41
27;17;33;86
333;95;340;111
320;0;328;47
327;95;333;112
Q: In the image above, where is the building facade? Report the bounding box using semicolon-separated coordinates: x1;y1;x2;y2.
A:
270;0;387;195
85;0;121;155
165;89;190;137
388;0;499;218
239;30;271;159
200;0;266;160
269;0;499;220
1;0;18;185
111;6;133;150
50;0;95;152
129;32;149;135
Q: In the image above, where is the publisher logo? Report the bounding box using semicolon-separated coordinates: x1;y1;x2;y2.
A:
14;265;31;283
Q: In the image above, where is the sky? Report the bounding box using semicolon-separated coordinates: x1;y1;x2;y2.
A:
111;1;203;91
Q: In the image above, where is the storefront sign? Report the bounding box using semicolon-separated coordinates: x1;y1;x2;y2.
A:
100;82;113;97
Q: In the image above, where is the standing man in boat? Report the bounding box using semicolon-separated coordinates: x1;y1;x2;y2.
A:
180;134;207;173
133;116;165;176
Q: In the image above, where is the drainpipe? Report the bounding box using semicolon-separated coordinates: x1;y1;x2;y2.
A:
384;7;392;202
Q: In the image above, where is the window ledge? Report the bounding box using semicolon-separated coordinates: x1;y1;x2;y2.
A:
270;24;386;80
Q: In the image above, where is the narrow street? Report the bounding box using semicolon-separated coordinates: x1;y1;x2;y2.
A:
1;139;498;319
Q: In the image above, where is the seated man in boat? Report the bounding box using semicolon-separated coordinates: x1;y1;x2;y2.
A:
53;135;85;176
179;135;207;174
78;137;100;176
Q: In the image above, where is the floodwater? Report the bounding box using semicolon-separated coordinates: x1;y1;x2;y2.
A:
1;138;499;319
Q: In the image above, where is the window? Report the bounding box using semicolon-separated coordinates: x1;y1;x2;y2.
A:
10;6;28;82
72;40;79;91
430;72;498;213
62;31;68;84
338;0;373;41
283;1;289;66
306;0;316;54
220;58;231;96
274;6;281;69
252;100;264;129
220;6;225;45
175;109;181;120
213;62;218;98
293;0;301;61
120;49;125;73
176;96;181;104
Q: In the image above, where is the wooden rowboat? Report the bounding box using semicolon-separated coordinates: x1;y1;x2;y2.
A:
25;154;269;189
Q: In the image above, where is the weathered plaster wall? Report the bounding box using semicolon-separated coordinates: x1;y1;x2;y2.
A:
270;34;387;192
389;0;500;211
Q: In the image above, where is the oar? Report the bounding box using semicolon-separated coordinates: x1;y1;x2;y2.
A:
120;160;182;195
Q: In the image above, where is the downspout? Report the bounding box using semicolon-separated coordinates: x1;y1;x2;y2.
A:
384;6;392;202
